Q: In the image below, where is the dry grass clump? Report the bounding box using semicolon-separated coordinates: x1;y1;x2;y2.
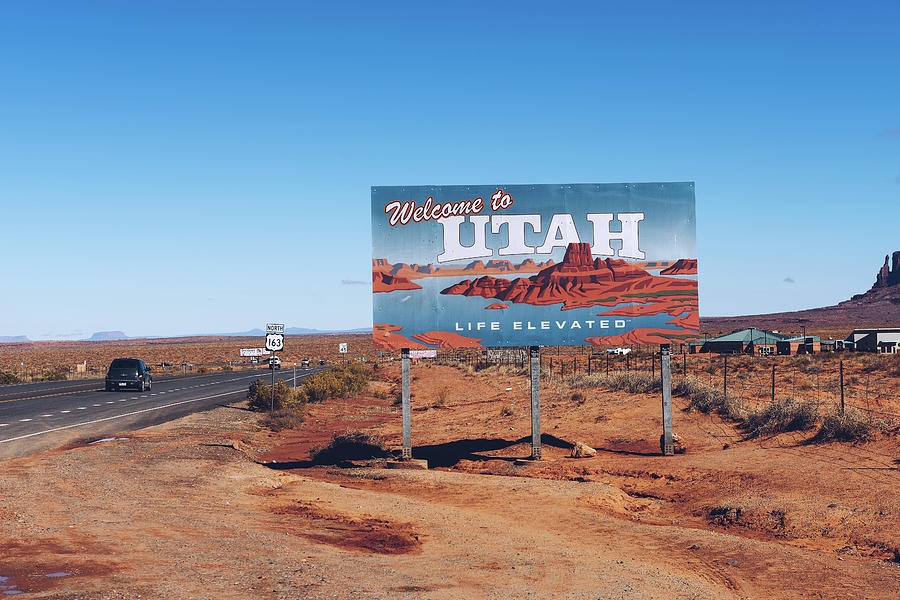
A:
742;399;818;438
810;408;883;443
561;371;660;394
309;430;391;464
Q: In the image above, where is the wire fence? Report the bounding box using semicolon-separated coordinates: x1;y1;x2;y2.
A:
372;346;900;427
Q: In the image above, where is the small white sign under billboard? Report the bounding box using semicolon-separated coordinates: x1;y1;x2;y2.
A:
240;348;270;357
409;349;437;359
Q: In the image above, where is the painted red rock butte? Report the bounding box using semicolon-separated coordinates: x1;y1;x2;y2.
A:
441;243;698;311
372;272;422;293
660;259;698;275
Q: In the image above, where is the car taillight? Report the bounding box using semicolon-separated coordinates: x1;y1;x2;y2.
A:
138;375;143;379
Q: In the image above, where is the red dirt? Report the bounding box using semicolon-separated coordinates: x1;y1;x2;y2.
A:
3;346;899;598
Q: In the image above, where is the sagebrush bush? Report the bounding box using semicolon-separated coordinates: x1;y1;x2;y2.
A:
742;398;818;438
811;409;882;443
247;379;305;412
0;371;20;385
40;369;68;381
300;363;371;403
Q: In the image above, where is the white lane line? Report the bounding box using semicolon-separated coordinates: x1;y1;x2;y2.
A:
60;410;70;413
77;407;87;410
118;399;127;402
41;414;53;417
106;401;114;404
0;389;245;445
19;418;32;422
93;404;102;407
0;424;7;427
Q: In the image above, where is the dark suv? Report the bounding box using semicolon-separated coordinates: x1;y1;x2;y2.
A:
105;358;152;392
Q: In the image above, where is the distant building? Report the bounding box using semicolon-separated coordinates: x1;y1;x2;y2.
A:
845;328;900;353
776;336;821;355
692;328;791;354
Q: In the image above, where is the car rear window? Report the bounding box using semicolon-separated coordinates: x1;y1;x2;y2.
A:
110;359;140;369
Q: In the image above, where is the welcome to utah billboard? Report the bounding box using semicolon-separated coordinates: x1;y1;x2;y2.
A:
372;183;699;349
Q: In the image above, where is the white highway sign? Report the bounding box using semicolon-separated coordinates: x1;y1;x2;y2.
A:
265;333;285;352
338;343;348;354
266;323;285;334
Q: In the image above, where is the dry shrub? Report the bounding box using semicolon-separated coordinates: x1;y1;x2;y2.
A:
197;366;209;374
889;359;900;378
247;379;305;412
299;363;370;403
309;430;391;464
675;375;747;422
261;408;305;431
810;408;883;443
742;399;818;438
0;370;21;385
40;368;68;381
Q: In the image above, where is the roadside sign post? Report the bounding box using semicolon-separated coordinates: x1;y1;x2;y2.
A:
265;324;285;412
339;342;348;364
660;348;674;456
401;347;412;460
530;346;541;459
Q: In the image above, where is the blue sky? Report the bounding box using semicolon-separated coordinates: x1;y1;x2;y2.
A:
1;1;898;339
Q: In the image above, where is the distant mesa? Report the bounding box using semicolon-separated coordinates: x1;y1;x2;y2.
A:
411;331;483;348
441;243;698;311
372;271;422;293
660;259;698;275
703;250;900;330
0;335;30;344
484;303;509;310
88;331;128;341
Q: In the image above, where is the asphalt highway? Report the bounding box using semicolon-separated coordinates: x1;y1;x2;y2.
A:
0;366;327;459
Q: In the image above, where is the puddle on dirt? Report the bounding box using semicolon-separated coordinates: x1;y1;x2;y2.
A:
88;437;129;445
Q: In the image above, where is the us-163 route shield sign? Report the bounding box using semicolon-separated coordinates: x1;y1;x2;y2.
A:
265;333;284;352
371;183;699;349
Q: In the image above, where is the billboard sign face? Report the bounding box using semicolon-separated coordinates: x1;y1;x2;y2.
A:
240;348;270;357
372;183;698;349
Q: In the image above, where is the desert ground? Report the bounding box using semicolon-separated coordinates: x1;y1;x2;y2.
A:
1;338;898;599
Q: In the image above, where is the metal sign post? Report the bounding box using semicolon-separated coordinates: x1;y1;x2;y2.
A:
660;348;674;455
265;324;285;412
530;346;541;459
401;348;412;460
